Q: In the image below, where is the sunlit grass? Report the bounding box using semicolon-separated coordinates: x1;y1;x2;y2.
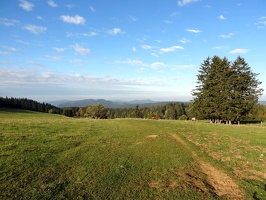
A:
0;108;265;199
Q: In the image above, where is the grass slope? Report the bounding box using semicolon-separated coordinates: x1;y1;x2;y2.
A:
0;108;265;199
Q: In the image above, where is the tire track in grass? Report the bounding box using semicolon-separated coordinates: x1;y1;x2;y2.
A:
168;133;246;200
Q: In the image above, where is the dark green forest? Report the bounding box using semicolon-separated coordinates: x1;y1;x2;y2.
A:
1;96;265;122
0;97;62;114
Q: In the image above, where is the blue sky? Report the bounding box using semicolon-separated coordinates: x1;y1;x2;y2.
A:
0;0;266;102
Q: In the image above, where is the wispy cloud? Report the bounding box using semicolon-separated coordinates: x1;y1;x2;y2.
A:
83;32;98;37
220;33;235;38
24;25;47;34
141;45;155;50
117;59;146;66
60;15;86;25
66;4;75;9
1;46;18;52
19;0;34;11
151;62;165;69
256;16;266;28
46;55;62;61
107;28;124;35
178;0;199;7
129;15;137;21
0;18;20;26
219;15;227;20
73;44;90;55
47;0;58;8
229;49;248;54
89;6;95;12
37;16;43;20
160;46;184;53
186;29;201;33
214;46;228;50
53;47;67;52
0;69;162;91
0;52;10;55
16;40;30;45
132;47;137;52
178;38;191;44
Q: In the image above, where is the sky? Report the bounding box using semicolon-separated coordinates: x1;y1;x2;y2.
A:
0;0;266;102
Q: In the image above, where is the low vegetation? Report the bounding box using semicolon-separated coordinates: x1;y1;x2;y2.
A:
1;108;265;199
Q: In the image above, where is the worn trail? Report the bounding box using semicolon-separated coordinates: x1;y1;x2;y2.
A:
169;133;245;200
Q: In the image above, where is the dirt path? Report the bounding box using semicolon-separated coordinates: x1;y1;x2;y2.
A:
169;133;246;200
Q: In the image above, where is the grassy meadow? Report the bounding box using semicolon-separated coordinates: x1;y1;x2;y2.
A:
0;108;265;199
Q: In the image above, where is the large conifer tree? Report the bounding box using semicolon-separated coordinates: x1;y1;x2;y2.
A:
192;56;263;123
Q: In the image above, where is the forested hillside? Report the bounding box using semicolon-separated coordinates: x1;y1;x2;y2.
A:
0;97;62;114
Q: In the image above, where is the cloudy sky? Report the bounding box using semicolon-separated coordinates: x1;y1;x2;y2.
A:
0;0;266;102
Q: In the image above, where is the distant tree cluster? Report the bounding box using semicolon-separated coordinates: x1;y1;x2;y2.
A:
191;56;264;124
63;102;189;120
0;97;62;114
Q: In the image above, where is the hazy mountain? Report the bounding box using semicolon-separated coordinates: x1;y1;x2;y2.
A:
57;99;165;108
47;100;69;107
259;101;266;106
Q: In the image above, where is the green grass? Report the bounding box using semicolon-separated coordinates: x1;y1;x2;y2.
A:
0;108;265;199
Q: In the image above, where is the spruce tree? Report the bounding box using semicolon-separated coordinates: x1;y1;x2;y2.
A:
192;56;263;123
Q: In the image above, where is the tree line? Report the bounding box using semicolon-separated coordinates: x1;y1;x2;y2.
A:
1;96;265;122
62;102;189;120
0;97;62;114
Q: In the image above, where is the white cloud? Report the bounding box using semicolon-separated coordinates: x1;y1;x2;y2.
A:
46;55;62;61
24;25;47;34
178;38;191;44
214;46;228;50
256;16;266;28
219;15;226;20
229;49;248;54
37;16;43;20
129;15;137;21
53;47;67;52
151;62;165;69
89;6;95;12
186;29;201;33
1;46;18;52
73;44;91;55
47;0;58;8
124;59;146;66
66;4;75;9
0;69;162;92
19;0;34;11
160;46;184;53
0;51;10;55
178;0;199;7
70;59;86;64
60;15;86;25
83;32;98;37
132;47;137;52
220;33;235;38
16;40;30;45
141;45;154;50
0;18;20;26
107;28;124;35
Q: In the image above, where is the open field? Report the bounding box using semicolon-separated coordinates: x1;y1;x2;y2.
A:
0;108;265;199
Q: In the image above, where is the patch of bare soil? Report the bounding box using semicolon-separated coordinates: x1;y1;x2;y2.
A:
168;133;246;200
198;160;244;199
180;131;266;184
146;135;158;138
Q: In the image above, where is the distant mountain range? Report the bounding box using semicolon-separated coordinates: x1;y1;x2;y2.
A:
48;99;266;108
49;99;185;108
259;101;266;106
